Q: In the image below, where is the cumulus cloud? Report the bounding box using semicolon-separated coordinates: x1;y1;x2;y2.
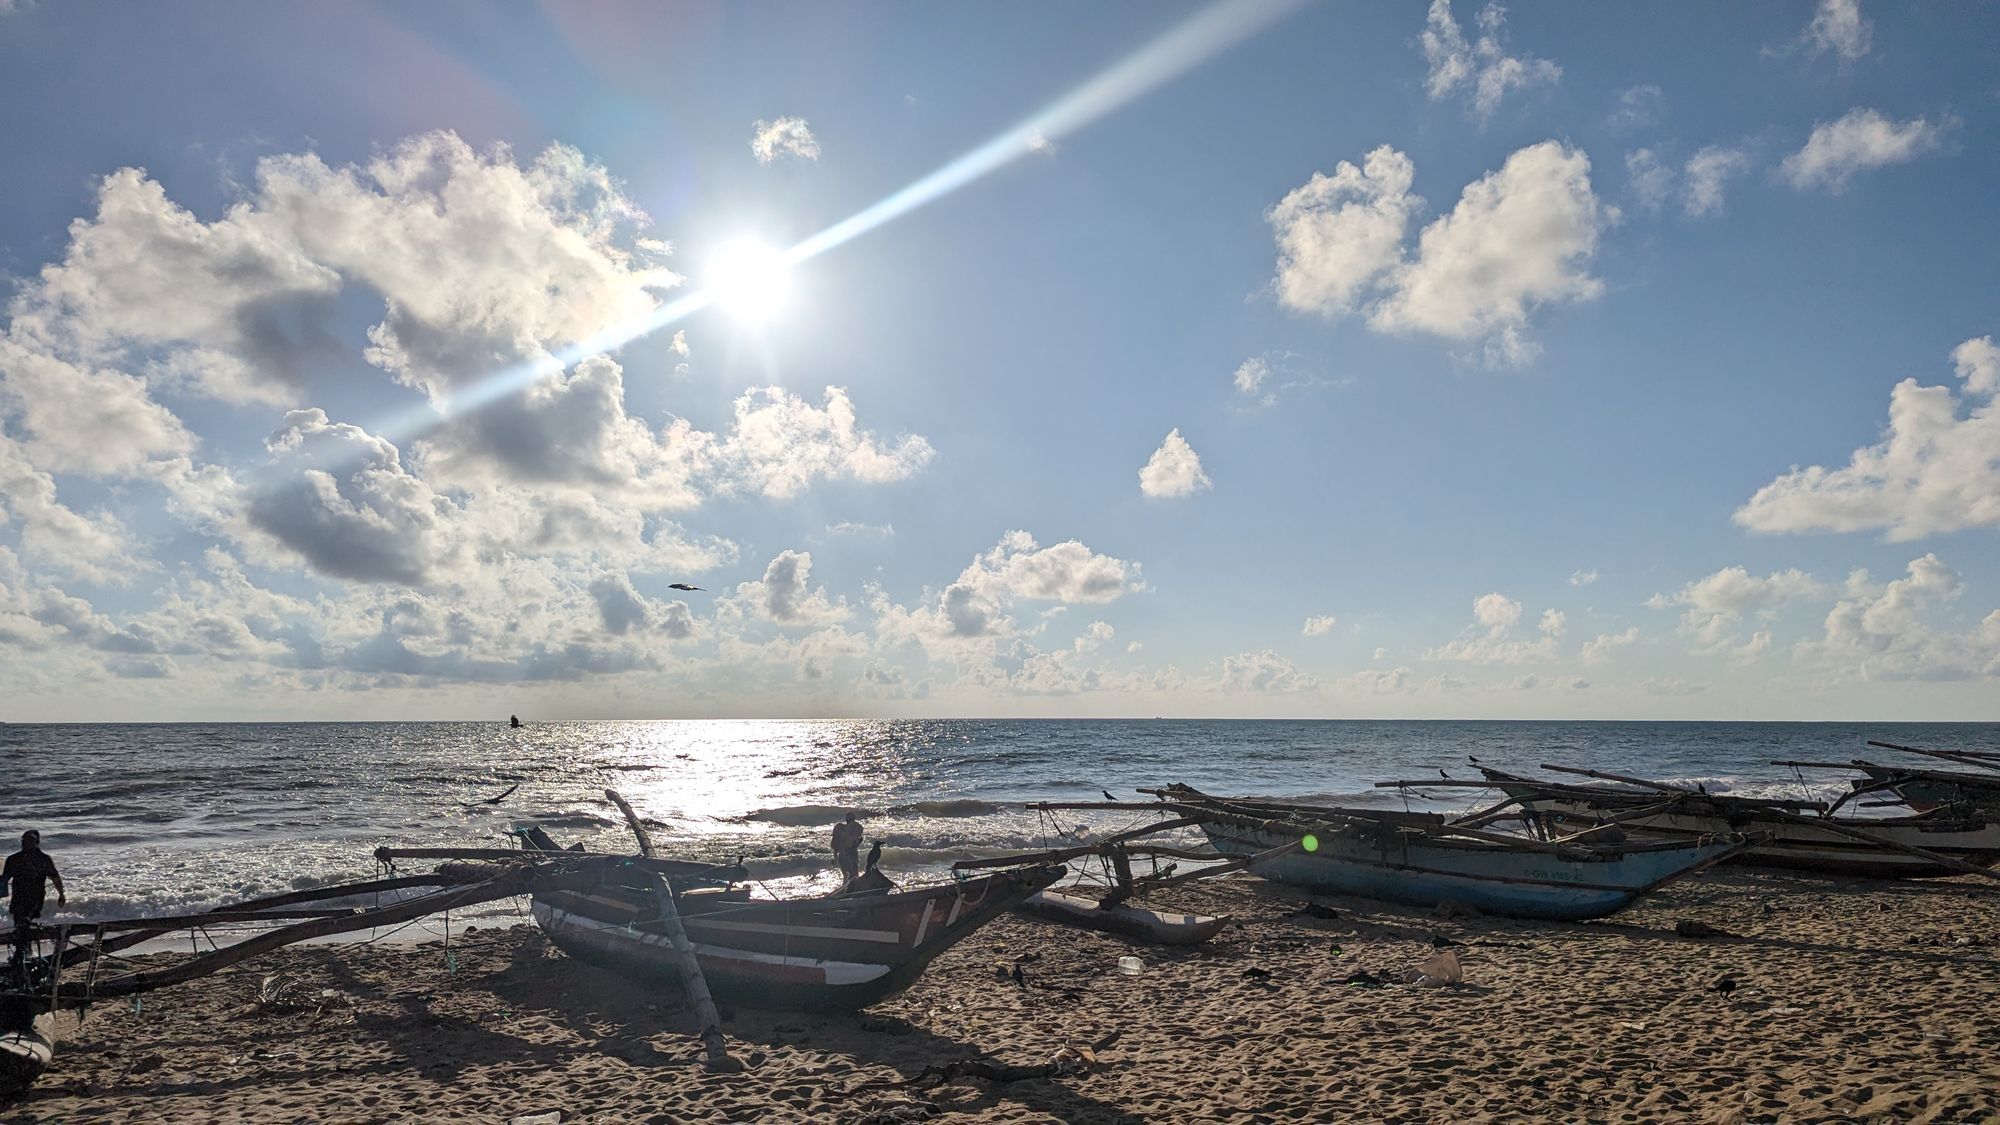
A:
1420;1;1561;122
1569;568;1598;587
1220;649;1319;693
1302;614;1338;637
711;385;934;500
1608;85;1665;133
1795;554;2000;682
1272;142;1610;367
1233;356;1271;396
750;117;820;164
1427;592;1563;664
1682;146;1754;217
1647;565;1822;657
875;531;1144;650
1139;429;1212;499
1581;626;1639;665
0;436;147;584
1781;108;1947;192
730;549;848;626
1801;0;1873;61
1735;337;2000;540
1267;145;1417;318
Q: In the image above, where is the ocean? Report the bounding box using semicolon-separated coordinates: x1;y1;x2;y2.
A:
5;719;1998;928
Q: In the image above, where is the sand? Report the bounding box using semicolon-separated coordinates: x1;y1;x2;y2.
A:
7;868;2000;1123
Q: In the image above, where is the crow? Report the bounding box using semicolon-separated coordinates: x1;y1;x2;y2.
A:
1439;769;1450;780
1009;964;1026;986
1103;790;1119;802
469;783;520;806
865;840;883;871
668;583;704;592
1712;975;1738;1000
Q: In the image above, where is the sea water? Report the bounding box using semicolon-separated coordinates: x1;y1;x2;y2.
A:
3;719;1996;927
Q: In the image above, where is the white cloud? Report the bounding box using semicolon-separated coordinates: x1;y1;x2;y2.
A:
1682;146;1753;217
1420;1;1560;122
1581;626;1639;666
729;549;848;626
1648;565;1822;657
1428;592;1561;664
0;435;147;584
1569;568;1599;587
1735;337;2000;540
1302;614;1338;637
1643;677;1706;696
1608;85;1665;132
1075;620;1115;654
1781;108;1947;192
711;385;935;500
1272;141;1610;367
750;117;820;164
874;530;1144;654
1625;149;1674;212
824;521;895;538
1139;429;1212;499
1233;356;1271;396
1267;145;1417;317
1025;129;1059;157
1795;554;2000;682
1220;649;1319;693
1803;0;1872;61
1372;142;1610;367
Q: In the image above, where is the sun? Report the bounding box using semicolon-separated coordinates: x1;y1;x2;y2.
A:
707;237;793;324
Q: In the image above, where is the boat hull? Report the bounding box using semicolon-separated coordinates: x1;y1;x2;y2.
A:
1198;820;1741;921
1857;768;2000;816
0;1005;51;1099
1511;794;2000;879
532;866;1060;1011
1015;891;1228;946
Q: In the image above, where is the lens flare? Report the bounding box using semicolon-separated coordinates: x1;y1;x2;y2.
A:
1302;833;1319;853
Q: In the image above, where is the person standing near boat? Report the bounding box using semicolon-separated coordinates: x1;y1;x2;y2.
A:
831;812;863;883
3;830;64;960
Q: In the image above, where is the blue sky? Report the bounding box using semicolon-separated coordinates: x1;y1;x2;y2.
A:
1;0;1996;720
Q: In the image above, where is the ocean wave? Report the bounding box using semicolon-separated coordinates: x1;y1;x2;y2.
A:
743;804;877;827
886;798;1005;818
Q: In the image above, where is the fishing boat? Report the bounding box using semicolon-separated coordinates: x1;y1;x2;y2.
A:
1473;767;2000;880
1850;763;2000;814
1141;786;1754;922
522;848;1061;1011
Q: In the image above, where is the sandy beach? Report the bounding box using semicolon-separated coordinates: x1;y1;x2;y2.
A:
7;867;1999;1124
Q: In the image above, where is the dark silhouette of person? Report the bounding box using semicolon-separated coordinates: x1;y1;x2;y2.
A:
865;840;883;872
3;830;64;962
831;812;862;882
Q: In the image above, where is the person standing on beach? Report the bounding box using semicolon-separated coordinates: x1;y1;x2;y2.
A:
3;830;64;960
831;812;863;883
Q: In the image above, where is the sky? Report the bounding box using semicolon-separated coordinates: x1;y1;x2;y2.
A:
0;0;1996;722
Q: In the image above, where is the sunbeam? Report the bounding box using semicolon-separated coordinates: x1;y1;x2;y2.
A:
370;0;1302;448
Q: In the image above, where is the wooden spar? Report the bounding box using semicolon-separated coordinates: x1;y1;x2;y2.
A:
1128;838;1305;892
1540;763;2000;887
1868;740;2000;771
373;848;746;881
606;788;657;858
644;873;738;1072
951;816;1203;872
46;867;595;1002
1100;848;1138;908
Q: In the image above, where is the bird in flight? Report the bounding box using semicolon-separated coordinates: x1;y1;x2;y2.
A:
668;583;704;592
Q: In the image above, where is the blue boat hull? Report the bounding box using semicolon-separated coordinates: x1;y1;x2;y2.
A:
1202;821;1741;921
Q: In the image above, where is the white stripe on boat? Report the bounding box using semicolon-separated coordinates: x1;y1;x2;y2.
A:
686;918;903;944
945;893;965;927
534;905;891;985
913;901;935;946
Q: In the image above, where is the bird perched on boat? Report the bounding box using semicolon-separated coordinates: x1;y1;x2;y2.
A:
1102;790;1118;801
865;840;883;871
1438;769;1450;780
668;583;703;591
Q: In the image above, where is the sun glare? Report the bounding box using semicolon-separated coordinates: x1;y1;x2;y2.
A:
707;238;792;324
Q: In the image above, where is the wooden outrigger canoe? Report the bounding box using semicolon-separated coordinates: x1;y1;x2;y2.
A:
1462;766;2000;880
1141;786;1755;922
523;858;1061;1011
